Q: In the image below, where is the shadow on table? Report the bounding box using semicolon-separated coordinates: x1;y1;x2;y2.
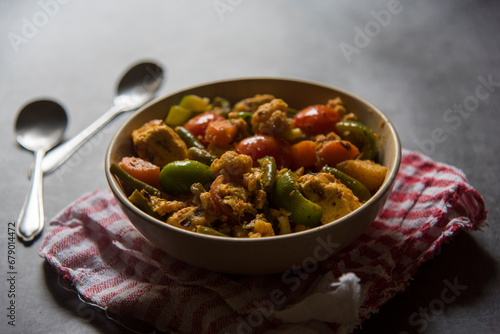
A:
43;261;164;334
352;231;497;334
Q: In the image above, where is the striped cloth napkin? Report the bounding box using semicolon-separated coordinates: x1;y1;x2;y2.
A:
39;149;487;334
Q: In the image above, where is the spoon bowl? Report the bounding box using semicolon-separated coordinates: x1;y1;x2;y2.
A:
38;61;164;175
15;100;67;242
113;61;164;109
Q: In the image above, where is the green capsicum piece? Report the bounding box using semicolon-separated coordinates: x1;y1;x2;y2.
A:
128;189;162;219
179;95;211;112
272;170;323;227
258;156;277;193
321;165;371;202
110;163;162;197
165;105;192;127
159;160;215;195
335;120;377;160
175;126;205;150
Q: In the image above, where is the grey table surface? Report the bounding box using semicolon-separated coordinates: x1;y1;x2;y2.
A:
1;0;499;333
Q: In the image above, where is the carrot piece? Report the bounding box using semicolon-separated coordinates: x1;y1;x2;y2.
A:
119;157;161;189
291;140;317;170
316;140;359;169
204;119;238;146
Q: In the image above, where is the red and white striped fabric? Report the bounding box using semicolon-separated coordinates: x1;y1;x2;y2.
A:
39;149;487;334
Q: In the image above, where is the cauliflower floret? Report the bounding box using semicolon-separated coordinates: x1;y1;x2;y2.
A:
166;206;211;232
326;97;347;118
232;94;275;113
232;214;275;238
214;180;258;217
210;151;253;179
132;119;188;168
298;172;362;224
247;215;275;238
251;98;294;135
240;169;268;210
149;196;188;217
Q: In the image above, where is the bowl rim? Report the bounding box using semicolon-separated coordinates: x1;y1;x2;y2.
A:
105;76;402;244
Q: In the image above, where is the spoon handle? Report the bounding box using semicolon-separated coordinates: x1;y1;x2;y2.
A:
40;104;124;175
17;150;45;242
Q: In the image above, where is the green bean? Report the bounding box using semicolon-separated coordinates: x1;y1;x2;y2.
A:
196;225;229;237
335;120;377;160
258;156;277;193
128;189;162;219
272;170;323;227
321;165;371;202
110;163;162;197
190;182;207;194
236;111;253;124
286;107;299;116
235;111;254;135
175;126;205;149
187;147;217;166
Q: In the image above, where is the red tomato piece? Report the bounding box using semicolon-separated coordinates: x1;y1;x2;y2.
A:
184;112;225;139
235;134;292;168
293;105;341;135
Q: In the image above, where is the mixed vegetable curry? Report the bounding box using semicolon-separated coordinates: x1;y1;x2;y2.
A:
110;94;387;238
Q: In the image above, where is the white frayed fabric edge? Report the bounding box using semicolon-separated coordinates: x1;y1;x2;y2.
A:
273;273;361;325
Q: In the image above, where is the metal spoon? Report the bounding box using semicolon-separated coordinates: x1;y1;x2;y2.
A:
38;61;164;175
15;100;68;242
